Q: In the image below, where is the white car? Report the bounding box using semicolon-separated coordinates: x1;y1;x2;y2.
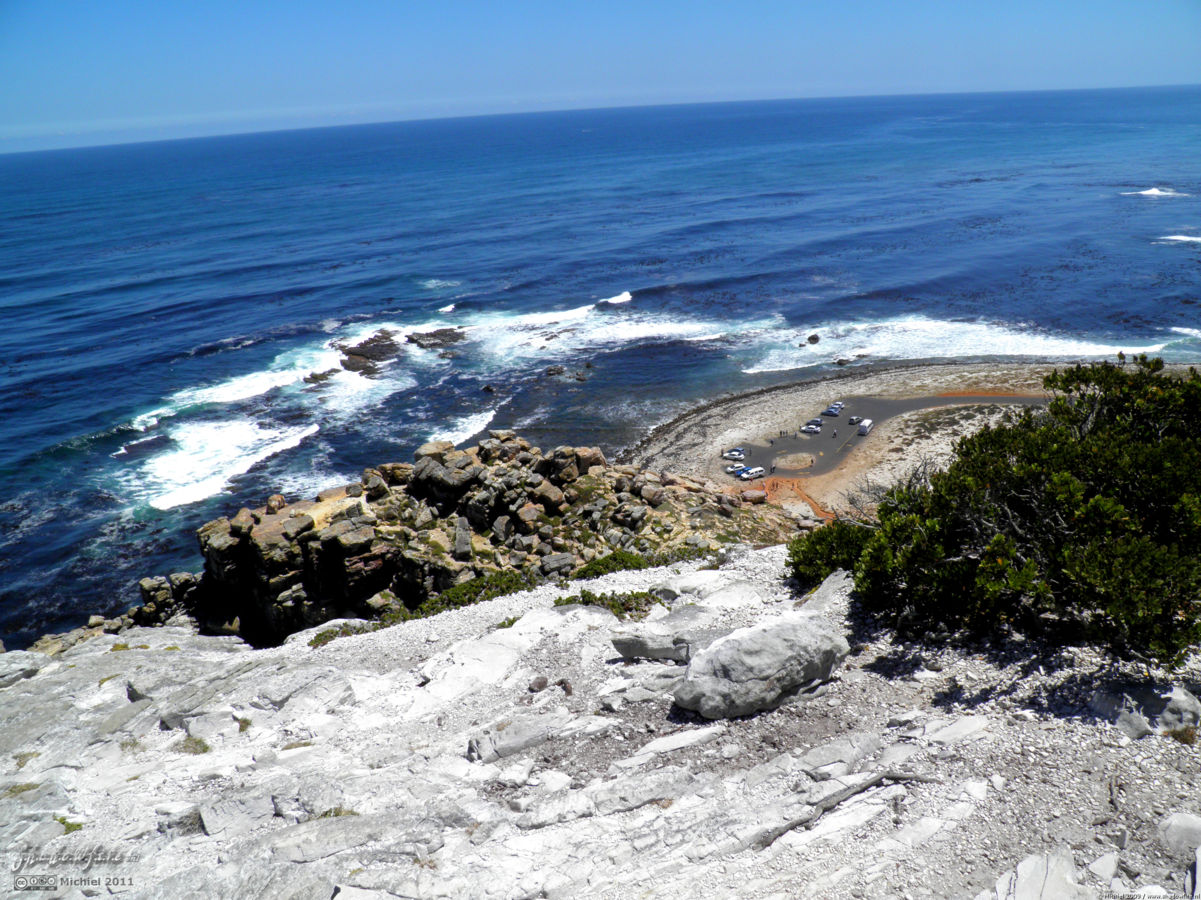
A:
721;447;746;461
725;463;750;474
801;424;821;434
739;466;766;480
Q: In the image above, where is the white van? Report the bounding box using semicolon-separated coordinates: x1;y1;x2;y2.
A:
857;419;874;435
739;466;766;480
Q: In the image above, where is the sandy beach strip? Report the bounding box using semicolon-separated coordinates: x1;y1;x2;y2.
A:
630;361;1057;517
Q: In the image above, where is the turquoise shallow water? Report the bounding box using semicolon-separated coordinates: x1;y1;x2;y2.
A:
1;86;1199;646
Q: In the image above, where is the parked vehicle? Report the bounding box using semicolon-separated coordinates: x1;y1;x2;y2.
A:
857;419;874;435
801;424;821;434
830;401;845;409
721;448;746;461
847;416;863;425
725;464;751;475
739;466;766;480
821;407;841;417
805;418;824;427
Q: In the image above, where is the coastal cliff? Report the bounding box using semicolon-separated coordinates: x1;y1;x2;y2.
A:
119;431;805;648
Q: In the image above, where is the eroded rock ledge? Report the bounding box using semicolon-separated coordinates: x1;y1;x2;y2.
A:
125;431;803;647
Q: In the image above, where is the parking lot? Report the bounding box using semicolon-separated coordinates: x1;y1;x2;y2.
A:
722;393;1045;480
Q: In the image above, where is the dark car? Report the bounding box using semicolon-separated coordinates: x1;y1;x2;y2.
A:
806;418;824;427
821;407;840;417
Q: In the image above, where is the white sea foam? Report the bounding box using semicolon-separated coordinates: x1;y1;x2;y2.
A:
741;315;1168;374
438;304;456;313
425;409;497;446
1121;187;1189;197
138;420;320;510
421;278;462;290
1170;327;1201;341
460;298;776;363
599;291;633;304
1159;235;1201;243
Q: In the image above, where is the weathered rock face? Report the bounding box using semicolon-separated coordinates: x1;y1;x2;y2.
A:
673;613;850;719
135;431;800;646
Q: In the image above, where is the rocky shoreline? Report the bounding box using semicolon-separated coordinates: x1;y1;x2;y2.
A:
7;363;1201;898
26;430;806;655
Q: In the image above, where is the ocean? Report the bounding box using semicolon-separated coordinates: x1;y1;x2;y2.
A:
1;85;1199;647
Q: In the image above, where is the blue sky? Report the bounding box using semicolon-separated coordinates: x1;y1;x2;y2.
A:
3;0;1200;152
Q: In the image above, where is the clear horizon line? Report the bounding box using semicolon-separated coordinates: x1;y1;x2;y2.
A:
4;80;1199;158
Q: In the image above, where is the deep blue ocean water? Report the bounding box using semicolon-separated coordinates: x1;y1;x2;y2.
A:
2;86;1199;646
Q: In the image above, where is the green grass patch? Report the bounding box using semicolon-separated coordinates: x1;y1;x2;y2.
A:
13;752;38;770
236;716;252;733
97;674;120;688
282;740;313;751
495;616;520;629
3;782;39;799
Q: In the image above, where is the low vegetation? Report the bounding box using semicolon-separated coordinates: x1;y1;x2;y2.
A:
571;549;650;579
789;357;1201;665
174;736;211;755
554;588;660;620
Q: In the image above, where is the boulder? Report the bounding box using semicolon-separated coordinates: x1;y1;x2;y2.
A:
673;613;849;719
1161;812;1201;858
414;440;455;463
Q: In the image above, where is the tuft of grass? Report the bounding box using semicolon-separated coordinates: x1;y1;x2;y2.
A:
495;616;520;630
174;736;211;755
109;643;130;652
317;806;358;818
13;752;39;770
236;716;252;733
98;674;120;687
3;782;39;799
119;736;141;753
282;740;313;751
554;588;659;620
163;645;181;651
1167;725;1197;745
54;815;83;834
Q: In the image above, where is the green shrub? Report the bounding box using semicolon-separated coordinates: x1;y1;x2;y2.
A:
308;622;371;648
788;357;1201;666
571;549;650;579
554;588;659;620
787;519;872;589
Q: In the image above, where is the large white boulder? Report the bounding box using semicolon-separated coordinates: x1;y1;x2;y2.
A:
672;612;849;719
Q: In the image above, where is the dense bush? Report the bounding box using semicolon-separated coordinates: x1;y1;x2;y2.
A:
788;357;1201;665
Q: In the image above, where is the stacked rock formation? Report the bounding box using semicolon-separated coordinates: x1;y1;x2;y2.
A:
134;431;800;646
